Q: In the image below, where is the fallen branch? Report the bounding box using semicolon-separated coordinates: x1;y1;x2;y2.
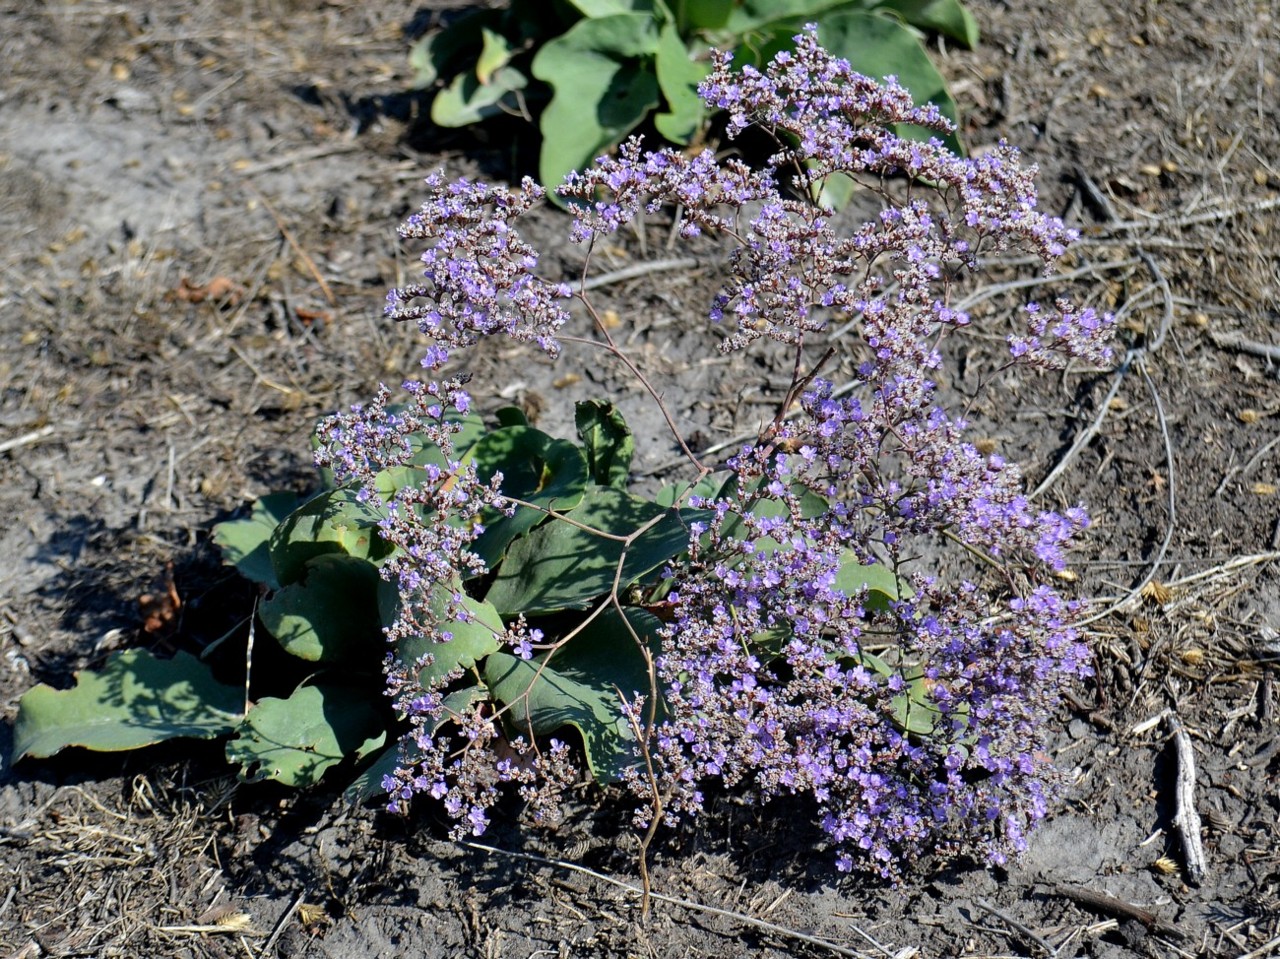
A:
1167;715;1207;886
974;898;1058;957
1053;884;1188;940
1207;329;1280;364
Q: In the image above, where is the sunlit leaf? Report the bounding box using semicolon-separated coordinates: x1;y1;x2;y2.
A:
431;65;530;127
212;492;303;590
12;649;243;762
874;0;979;48
466;426;590;567
653;21;710;143
575;400;634;489
226;684;385;787
269;487;394;587
483;608;662;781
259;554;383;663
484;486;697;614
532;14;661;191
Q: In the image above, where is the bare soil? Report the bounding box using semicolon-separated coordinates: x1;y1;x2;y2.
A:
1;2;1278;957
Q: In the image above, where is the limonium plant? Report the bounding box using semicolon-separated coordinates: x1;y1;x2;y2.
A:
314;29;1114;880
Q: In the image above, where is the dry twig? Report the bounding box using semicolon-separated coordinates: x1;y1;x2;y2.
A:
1053;884;1188;941
579;257;701;292
1207;329;1280;364
974;898;1058;957
1166;715;1207;887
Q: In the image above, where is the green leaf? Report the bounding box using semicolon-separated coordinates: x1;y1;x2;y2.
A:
677;0;738;32
269;486;394;587
392;585;505;693
409;10;503;88
344;685;486;803
733;12;965;158
484;486;698;615
495;406;529;428
714;469;828;547
565;0;659;15
724;0;848;33
532;14;662;191
431;65;530;127
874;0;979;48
574;400;634;488
653;21;710;143
212;492;302;590
834;556;907;612
259;554;383;663
852;651;940;735
654;470;732;508
467;426;590;567
226;684;386;787
359;407;489;504
807;166;857;211
483;607;661;781
476;26;516;84
12;649;243;762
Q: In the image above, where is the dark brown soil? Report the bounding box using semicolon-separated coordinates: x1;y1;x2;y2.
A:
2;2;1278;957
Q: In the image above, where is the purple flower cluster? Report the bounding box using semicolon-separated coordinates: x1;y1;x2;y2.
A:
314;380;568;836
566;28;1111;874
633;393;1094;875
385;174;572;368
320;27;1115;874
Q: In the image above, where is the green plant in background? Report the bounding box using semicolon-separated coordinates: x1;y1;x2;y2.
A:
413;0;978;194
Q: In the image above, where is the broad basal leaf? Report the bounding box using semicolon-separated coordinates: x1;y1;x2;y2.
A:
431;65;530;127
564;0;661;15
226;684;386;787
734;12;965;157
531;14;661;191
814;11;963;154
476;25;517;85
259;554;383;663
391;583;505;693
653;21;710;143
467;426;589;567
874;0;979;48
12;649;243;762
574;400;634;489
484;486;698;615
212;492;302;590
654;470;732;508
835;555;908;612
483;607;662;781
269;486;394;587
724;0;847;33
409;9;503;88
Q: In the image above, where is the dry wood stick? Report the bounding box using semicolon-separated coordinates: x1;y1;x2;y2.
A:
974;898;1058;956
463;840;872;958
1053;884;1188;940
1207;329;1280;364
1167;715;1207;886
579;257;701;292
